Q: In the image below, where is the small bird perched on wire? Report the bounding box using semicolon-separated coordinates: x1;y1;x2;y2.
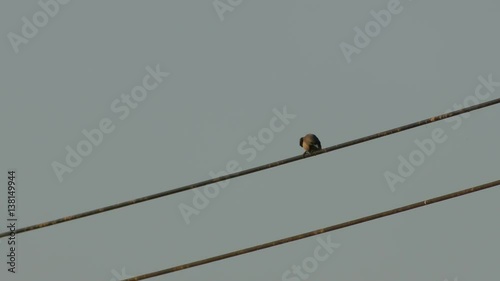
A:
299;134;322;156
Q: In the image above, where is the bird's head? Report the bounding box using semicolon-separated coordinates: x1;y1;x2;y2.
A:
299;137;304;147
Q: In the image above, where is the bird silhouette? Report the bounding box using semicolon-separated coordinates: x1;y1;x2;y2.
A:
299;134;322;156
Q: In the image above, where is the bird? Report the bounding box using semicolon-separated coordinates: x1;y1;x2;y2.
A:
300;134;322;156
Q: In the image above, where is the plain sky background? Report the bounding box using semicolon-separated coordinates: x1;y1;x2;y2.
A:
1;0;499;280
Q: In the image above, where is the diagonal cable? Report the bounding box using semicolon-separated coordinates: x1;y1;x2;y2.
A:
1;97;499;238
122;179;500;281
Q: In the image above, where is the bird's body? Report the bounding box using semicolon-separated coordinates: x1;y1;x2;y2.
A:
300;134;322;156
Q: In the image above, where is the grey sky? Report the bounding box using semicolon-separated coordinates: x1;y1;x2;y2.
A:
1;0;499;280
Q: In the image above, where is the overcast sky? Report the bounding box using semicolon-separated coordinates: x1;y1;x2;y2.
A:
1;1;499;281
